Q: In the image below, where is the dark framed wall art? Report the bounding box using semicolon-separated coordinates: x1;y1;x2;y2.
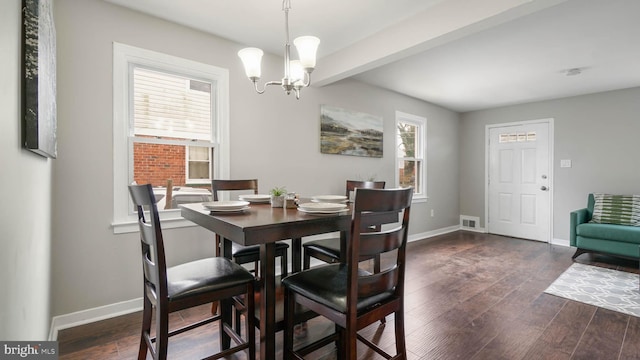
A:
22;0;57;158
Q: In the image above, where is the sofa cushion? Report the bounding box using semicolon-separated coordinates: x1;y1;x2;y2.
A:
590;194;640;226
577;223;640;244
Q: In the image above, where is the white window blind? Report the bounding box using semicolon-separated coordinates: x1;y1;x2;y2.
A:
133;67;212;141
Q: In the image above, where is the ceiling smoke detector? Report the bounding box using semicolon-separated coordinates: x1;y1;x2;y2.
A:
565;68;583;76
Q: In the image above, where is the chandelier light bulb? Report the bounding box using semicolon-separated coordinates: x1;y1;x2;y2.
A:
238;47;264;79
294;36;320;71
289;60;304;84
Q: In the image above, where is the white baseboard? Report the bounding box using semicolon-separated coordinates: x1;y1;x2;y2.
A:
49;297;143;341
408;225;462;242
551;238;570;247
460;226;487;234
48;224;464;340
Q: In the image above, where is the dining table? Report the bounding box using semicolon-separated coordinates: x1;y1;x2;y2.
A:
180;200;398;360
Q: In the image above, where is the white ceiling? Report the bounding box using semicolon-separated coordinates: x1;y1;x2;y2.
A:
104;0;640;112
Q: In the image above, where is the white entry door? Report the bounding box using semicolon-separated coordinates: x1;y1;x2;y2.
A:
488;122;551;242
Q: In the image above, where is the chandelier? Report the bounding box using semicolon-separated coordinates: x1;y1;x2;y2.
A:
237;0;320;99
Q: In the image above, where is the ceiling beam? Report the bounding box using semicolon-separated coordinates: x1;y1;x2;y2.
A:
312;0;568;87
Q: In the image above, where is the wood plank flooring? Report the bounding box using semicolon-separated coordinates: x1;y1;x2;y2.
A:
57;231;640;359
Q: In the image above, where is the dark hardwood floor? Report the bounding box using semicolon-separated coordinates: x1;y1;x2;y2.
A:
57;231;640;359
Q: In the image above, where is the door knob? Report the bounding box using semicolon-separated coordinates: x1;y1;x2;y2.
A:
540;186;548;191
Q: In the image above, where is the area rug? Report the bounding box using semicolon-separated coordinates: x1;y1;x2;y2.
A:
544;263;640;317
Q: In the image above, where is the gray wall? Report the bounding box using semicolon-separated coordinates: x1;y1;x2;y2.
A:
0;1;53;340
51;0;460;318
460;87;640;241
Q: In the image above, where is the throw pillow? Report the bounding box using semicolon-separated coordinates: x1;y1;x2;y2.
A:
590;194;640;226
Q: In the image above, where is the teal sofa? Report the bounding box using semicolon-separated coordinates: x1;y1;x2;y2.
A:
570;193;640;260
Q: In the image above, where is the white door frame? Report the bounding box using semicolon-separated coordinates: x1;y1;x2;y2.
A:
484;118;554;242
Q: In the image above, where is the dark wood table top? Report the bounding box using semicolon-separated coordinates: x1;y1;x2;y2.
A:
180;201;390;246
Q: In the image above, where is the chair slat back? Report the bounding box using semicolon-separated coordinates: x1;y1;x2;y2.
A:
212;179;259;201
345;180;385;197
128;184;168;301
357;264;399;297
348;188;412;304
359;230;406;257
346;180;386;232
140;221;160;287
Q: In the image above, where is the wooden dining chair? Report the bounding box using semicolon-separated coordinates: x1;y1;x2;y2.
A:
211;179;289;278
128;184;255;360
283;187;413;359
303;180;386;271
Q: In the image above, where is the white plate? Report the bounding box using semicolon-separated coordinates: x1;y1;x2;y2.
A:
298;207;349;215
298;202;348;212
238;194;271;203
202;200;250;210
208;206;250;213
311;195;348;202
311;198;348;203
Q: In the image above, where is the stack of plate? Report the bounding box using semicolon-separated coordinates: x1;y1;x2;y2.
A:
311;195;348;203
202;200;250;213
238;194;271;203
298;202;348;214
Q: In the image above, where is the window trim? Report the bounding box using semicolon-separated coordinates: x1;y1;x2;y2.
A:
395;111;427;202
112;43;230;233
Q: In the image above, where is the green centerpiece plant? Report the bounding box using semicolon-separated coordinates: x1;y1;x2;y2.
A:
269;186;287;208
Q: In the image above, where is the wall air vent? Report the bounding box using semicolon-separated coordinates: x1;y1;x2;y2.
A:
460;215;480;231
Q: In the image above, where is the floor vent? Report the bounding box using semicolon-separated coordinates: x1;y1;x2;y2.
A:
460;215;480;230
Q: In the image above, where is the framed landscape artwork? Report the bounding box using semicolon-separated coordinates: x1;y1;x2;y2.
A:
23;0;57;158
320;105;383;158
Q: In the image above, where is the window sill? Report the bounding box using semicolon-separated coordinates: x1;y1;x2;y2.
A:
412;196;428;204
112;216;196;234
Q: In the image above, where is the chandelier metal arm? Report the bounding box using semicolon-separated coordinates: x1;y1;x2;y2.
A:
252;80;283;94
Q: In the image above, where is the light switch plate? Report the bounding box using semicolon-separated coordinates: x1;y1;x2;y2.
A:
560;159;572;168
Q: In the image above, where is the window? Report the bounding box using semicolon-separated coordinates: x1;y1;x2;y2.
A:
396;111;426;201
132;67;213;185
498;131;537;143
113;43;229;233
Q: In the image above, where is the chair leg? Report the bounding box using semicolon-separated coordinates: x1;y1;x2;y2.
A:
234;306;242;336
303;252;311;270
283;288;296;358
335;324;344;355
245;282;256;359
138;297;153;360
156;307;169;359
218;298;233;350
281;250;288;277
572;248;589;259
394;310;407;358
345;327;357;360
